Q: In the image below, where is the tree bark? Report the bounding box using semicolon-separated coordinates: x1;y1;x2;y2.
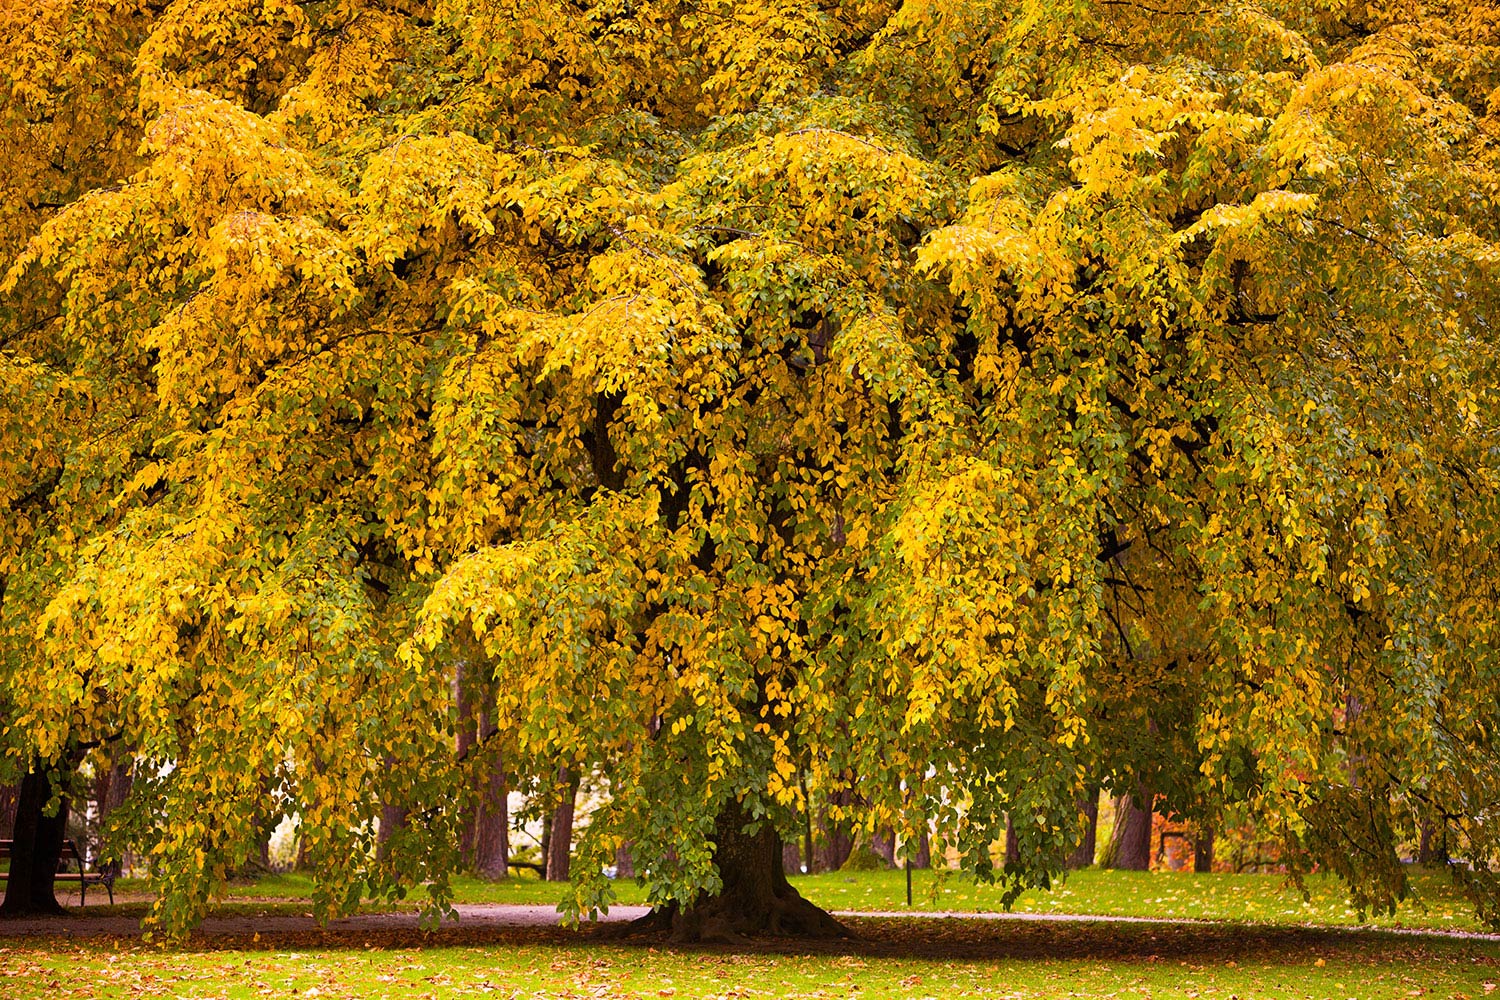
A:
0;781;18;840
545;769;577;882
98;760;134;872
1194;828;1215;873
814;788;854;873
376;800;408;863
615;842;636;879
870;827;897;868
0;763;70;917
1417;822;1435;864
471;713;509;879
1066;787;1100;868
781;840;801;875
910;828;931;869
1106;790;1152;871
622;798;848;942
1004;816;1020;869
455;662;478;863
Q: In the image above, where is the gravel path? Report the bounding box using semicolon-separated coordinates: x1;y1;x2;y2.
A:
4;903;1500;944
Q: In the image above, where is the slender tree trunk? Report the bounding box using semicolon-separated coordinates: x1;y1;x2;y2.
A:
1004;817;1020;868
471;713;509;879
624;798;847;942
870;828;897;868
1106;790;1152;871
455;662;479;864
0;781;18;839
545;769;577;882
376;802;408;862
615;842;636;879
815;788;854;872
1194;828;1215;873
910;828;931;869
0;763;69;917
1410;827;1434;863
97;760;134;872
1067;786;1099;868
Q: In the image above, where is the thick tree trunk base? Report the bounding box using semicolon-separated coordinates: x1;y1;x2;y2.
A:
620;882;848;944
616;799;849;943
0;764;69;918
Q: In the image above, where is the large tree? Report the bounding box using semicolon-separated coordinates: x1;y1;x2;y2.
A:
4;0;1500;938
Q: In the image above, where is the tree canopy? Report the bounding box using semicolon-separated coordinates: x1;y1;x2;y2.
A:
4;0;1500;937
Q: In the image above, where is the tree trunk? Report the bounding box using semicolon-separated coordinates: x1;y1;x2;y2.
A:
1066;787;1099;868
1106;791;1152;871
1194;828;1215;873
545;769;577;882
0;763;70;917
1004;817;1020;869
623;798;848;942
98;760;134;872
910;828;931;869
376;798;408;863
616;842;636;879
781;840;801;875
0;781;18;839
472;715;509;879
455;662;479;863
815;788;854;872
870;828;897;868
1410;827;1434;863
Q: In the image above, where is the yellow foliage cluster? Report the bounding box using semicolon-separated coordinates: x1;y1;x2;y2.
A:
3;0;1500;932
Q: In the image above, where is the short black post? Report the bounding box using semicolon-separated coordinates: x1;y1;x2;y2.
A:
905;856;912;907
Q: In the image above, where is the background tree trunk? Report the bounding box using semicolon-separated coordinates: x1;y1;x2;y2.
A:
780;841;801;875
0;764;69;917
615;842;636;879
870;827;897;868
0;782;17;840
471;729;509;879
1004;816;1020;868
545;769;577;882
97;760;134;872
376;796;408;863
814;788;854;872
1416;821;1441;864
1067;787;1099;868
1105;790;1153;871
455;662;479;864
1194;828;1215;873
910;828;931;869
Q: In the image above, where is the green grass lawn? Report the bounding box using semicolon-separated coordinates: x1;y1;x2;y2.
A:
92;864;1491;934
2;918;1496;999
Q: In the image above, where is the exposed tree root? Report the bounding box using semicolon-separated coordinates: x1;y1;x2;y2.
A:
613;798;850;943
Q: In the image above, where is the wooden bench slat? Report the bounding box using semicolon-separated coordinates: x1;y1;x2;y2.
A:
0;838;118;905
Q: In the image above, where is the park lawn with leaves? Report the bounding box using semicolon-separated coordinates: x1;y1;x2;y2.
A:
98;866;1487;933
797;867;1488;932
2;919;1497;999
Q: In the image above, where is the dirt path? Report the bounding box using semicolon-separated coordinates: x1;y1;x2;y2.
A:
4;903;1499;945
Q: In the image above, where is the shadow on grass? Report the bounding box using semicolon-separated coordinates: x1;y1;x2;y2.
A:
5;913;1497;967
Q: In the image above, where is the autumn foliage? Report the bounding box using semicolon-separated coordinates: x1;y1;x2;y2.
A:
3;0;1500;936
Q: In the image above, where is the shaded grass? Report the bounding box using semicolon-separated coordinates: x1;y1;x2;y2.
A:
2;916;1497;999
89;864;1487;936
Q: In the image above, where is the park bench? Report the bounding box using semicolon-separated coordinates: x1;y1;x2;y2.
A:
0;839;119;905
